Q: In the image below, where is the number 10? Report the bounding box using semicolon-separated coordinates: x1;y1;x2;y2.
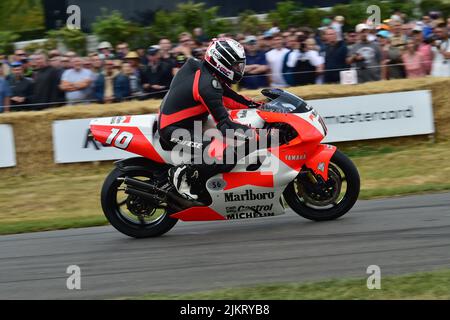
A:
106;128;134;149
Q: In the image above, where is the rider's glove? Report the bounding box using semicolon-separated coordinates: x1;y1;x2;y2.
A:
217;118;256;142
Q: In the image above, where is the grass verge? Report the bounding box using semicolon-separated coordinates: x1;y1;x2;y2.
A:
127;269;450;300
0;140;449;235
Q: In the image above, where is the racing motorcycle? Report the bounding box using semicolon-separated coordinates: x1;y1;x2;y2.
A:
90;89;360;238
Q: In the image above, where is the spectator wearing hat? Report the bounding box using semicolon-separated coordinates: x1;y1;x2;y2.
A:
0;61;11;113
377;30;405;80
323;28;349;83
240;36;269;90
124;51;146;98
7;61;34;111
347;24;382;83
94;59;130;103
97;41;114;60
142;46;173;99
60;56;94;105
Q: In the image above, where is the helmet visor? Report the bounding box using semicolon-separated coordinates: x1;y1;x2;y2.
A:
231;61;246;75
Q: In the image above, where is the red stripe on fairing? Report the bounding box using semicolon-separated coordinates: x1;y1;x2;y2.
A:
170;207;226;221
223;172;274;190
90;125;165;163
159;104;207;129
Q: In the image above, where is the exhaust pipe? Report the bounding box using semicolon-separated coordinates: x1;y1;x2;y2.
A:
120;177;203;212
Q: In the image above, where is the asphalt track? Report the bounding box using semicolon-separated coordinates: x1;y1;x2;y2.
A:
1;192;449;300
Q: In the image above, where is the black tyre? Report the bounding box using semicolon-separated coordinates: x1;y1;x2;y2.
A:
101;167;178;238
283;150;360;221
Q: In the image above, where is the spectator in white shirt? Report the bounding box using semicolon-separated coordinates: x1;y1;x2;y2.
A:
59;57;93;104
331;16;345;41
265;35;290;87
431;24;450;77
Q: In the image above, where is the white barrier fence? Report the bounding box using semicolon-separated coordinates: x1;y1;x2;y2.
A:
1;90;436;167
317;90;434;143
0;124;16;168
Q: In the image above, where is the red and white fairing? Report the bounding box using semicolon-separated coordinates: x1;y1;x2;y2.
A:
90;106;335;222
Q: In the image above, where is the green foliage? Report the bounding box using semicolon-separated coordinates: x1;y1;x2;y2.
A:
202;6;233;38
238;10;265;35
267;1;302;30
46;28;87;56
420;0;450;18
298;8;329;29
0;0;44;33
0;31;20;55
92;10;137;47
150;1;232;42
151;10;185;42
21;40;57;54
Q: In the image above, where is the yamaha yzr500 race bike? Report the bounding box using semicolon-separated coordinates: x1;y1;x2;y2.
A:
90;89;360;238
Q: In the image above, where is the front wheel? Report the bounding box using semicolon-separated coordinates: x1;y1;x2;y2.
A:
283;150;360;221
101;167;178;238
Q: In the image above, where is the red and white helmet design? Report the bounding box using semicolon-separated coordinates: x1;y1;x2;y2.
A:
204;38;246;84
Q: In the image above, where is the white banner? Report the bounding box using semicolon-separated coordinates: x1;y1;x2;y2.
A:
52;119;135;164
309;90;435;143
0;124;16;168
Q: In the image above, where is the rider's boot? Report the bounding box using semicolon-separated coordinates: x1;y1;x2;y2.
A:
168;164;202;201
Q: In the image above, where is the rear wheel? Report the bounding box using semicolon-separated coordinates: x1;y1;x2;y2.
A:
283;150;360;221
101;167;178;238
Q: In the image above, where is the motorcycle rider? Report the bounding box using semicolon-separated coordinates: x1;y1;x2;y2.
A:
158;38;263;201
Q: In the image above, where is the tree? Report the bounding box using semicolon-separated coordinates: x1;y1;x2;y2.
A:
92;10;136;47
268;1;302;30
420;0;450;18
150;2;231;42
46;28;87;56
151;10;184;42
0;0;44;32
0;31;20;55
298;8;329;29
238;10;264;35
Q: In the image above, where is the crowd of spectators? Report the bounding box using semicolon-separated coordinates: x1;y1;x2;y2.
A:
0;11;449;113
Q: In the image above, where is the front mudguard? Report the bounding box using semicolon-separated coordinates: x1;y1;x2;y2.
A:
304;144;337;181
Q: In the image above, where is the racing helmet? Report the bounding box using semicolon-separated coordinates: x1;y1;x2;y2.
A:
204;38;246;84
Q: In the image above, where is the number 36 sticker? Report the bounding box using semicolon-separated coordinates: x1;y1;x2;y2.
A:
106;128;134;149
